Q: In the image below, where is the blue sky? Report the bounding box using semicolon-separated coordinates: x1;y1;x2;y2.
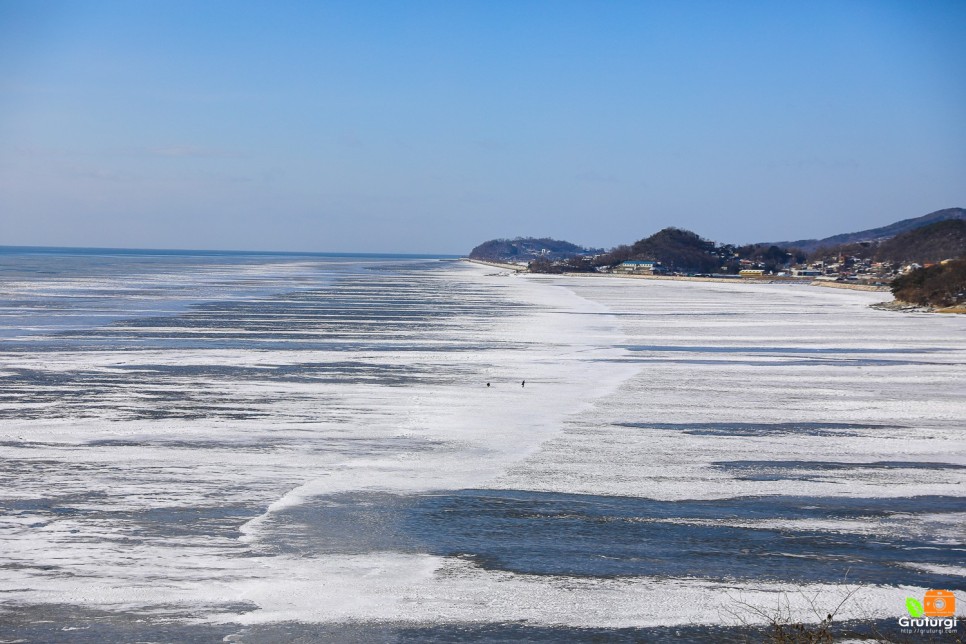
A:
1;1;964;253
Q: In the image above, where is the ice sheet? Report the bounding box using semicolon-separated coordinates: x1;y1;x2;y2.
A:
1;260;963;636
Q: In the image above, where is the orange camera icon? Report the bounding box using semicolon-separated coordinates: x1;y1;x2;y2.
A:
924;589;956;617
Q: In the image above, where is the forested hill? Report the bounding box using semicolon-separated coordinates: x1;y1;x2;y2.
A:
770;207;966;252
468;237;599;262
622;227;722;273
875;219;966;264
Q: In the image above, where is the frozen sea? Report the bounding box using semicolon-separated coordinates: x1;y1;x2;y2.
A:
0;248;963;642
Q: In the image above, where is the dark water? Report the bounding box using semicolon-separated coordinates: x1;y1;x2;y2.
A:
618;421;897;437
260;489;965;589
615;344;960;367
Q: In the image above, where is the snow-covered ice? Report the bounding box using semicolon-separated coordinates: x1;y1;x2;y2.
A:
1;254;963;640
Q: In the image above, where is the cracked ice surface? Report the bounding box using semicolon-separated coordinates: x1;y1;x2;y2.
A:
1;256;963;639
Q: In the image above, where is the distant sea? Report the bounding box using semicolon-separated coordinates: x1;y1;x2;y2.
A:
0;246;459;341
1;247;963;642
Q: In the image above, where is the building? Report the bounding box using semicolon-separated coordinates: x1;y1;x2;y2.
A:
616;260;664;274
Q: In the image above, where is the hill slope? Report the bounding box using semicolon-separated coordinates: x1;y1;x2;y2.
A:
627;227;722;273
874;219;966;264
892;259;966;307
772;207;966;252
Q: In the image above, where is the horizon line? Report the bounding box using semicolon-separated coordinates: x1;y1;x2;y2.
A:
0;244;464;259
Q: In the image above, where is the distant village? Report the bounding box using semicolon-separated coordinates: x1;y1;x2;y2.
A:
580;253;929;285
493;237;943;285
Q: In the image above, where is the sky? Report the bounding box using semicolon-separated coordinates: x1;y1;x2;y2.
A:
1;1;965;254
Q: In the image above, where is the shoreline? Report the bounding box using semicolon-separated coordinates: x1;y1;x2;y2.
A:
464;258;527;272
807;279;891;292
464;258;892;292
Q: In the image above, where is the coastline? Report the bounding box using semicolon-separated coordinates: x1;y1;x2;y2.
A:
807;279;891;292
464;257;527;272
464;258;892;292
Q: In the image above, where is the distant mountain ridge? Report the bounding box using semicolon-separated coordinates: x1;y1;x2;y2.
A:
770;207;966;252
